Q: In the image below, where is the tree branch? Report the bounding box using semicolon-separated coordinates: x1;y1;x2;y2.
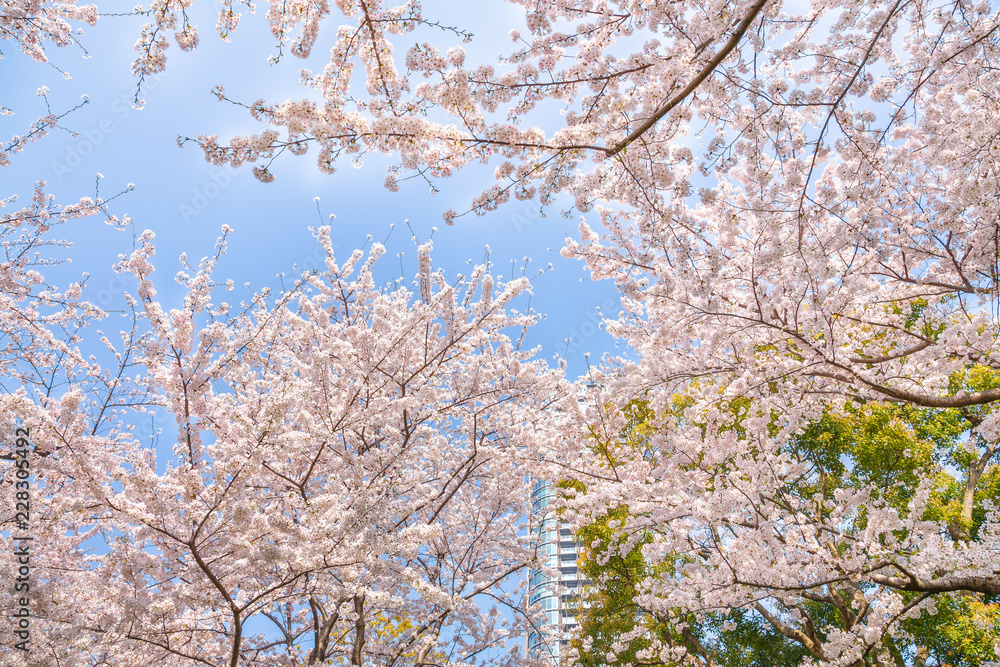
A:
604;0;771;156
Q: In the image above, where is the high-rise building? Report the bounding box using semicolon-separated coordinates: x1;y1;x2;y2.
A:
526;480;589;664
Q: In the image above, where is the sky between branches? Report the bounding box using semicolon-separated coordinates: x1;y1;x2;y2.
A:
2;0;622;380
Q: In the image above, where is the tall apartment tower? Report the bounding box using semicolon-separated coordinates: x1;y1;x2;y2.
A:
526;479;590;664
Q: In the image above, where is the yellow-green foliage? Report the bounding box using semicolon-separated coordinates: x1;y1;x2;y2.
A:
567;377;1000;666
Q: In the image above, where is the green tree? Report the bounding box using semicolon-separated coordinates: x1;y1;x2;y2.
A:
565;389;1000;666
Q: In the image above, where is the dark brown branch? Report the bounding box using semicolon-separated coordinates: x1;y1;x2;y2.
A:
847;340;933;364
604;0;771;156
808;370;1000;408
753;601;825;659
351;594;366;665
871;572;1000;596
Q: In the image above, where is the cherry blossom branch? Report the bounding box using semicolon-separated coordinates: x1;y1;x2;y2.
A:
603;0;771;156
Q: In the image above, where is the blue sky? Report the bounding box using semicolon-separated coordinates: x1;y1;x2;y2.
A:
3;1;623;381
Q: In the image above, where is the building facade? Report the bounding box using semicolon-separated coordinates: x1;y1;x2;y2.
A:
526;480;589;664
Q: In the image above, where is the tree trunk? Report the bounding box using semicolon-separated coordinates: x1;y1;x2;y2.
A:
351;594;366;666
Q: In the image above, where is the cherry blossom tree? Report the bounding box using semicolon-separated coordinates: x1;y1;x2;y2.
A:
4;6;571;665
1;0;98;165
5;0;1000;664
0;0;97;62
2;221;567;666
148;2;999;662
561;396;1000;666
